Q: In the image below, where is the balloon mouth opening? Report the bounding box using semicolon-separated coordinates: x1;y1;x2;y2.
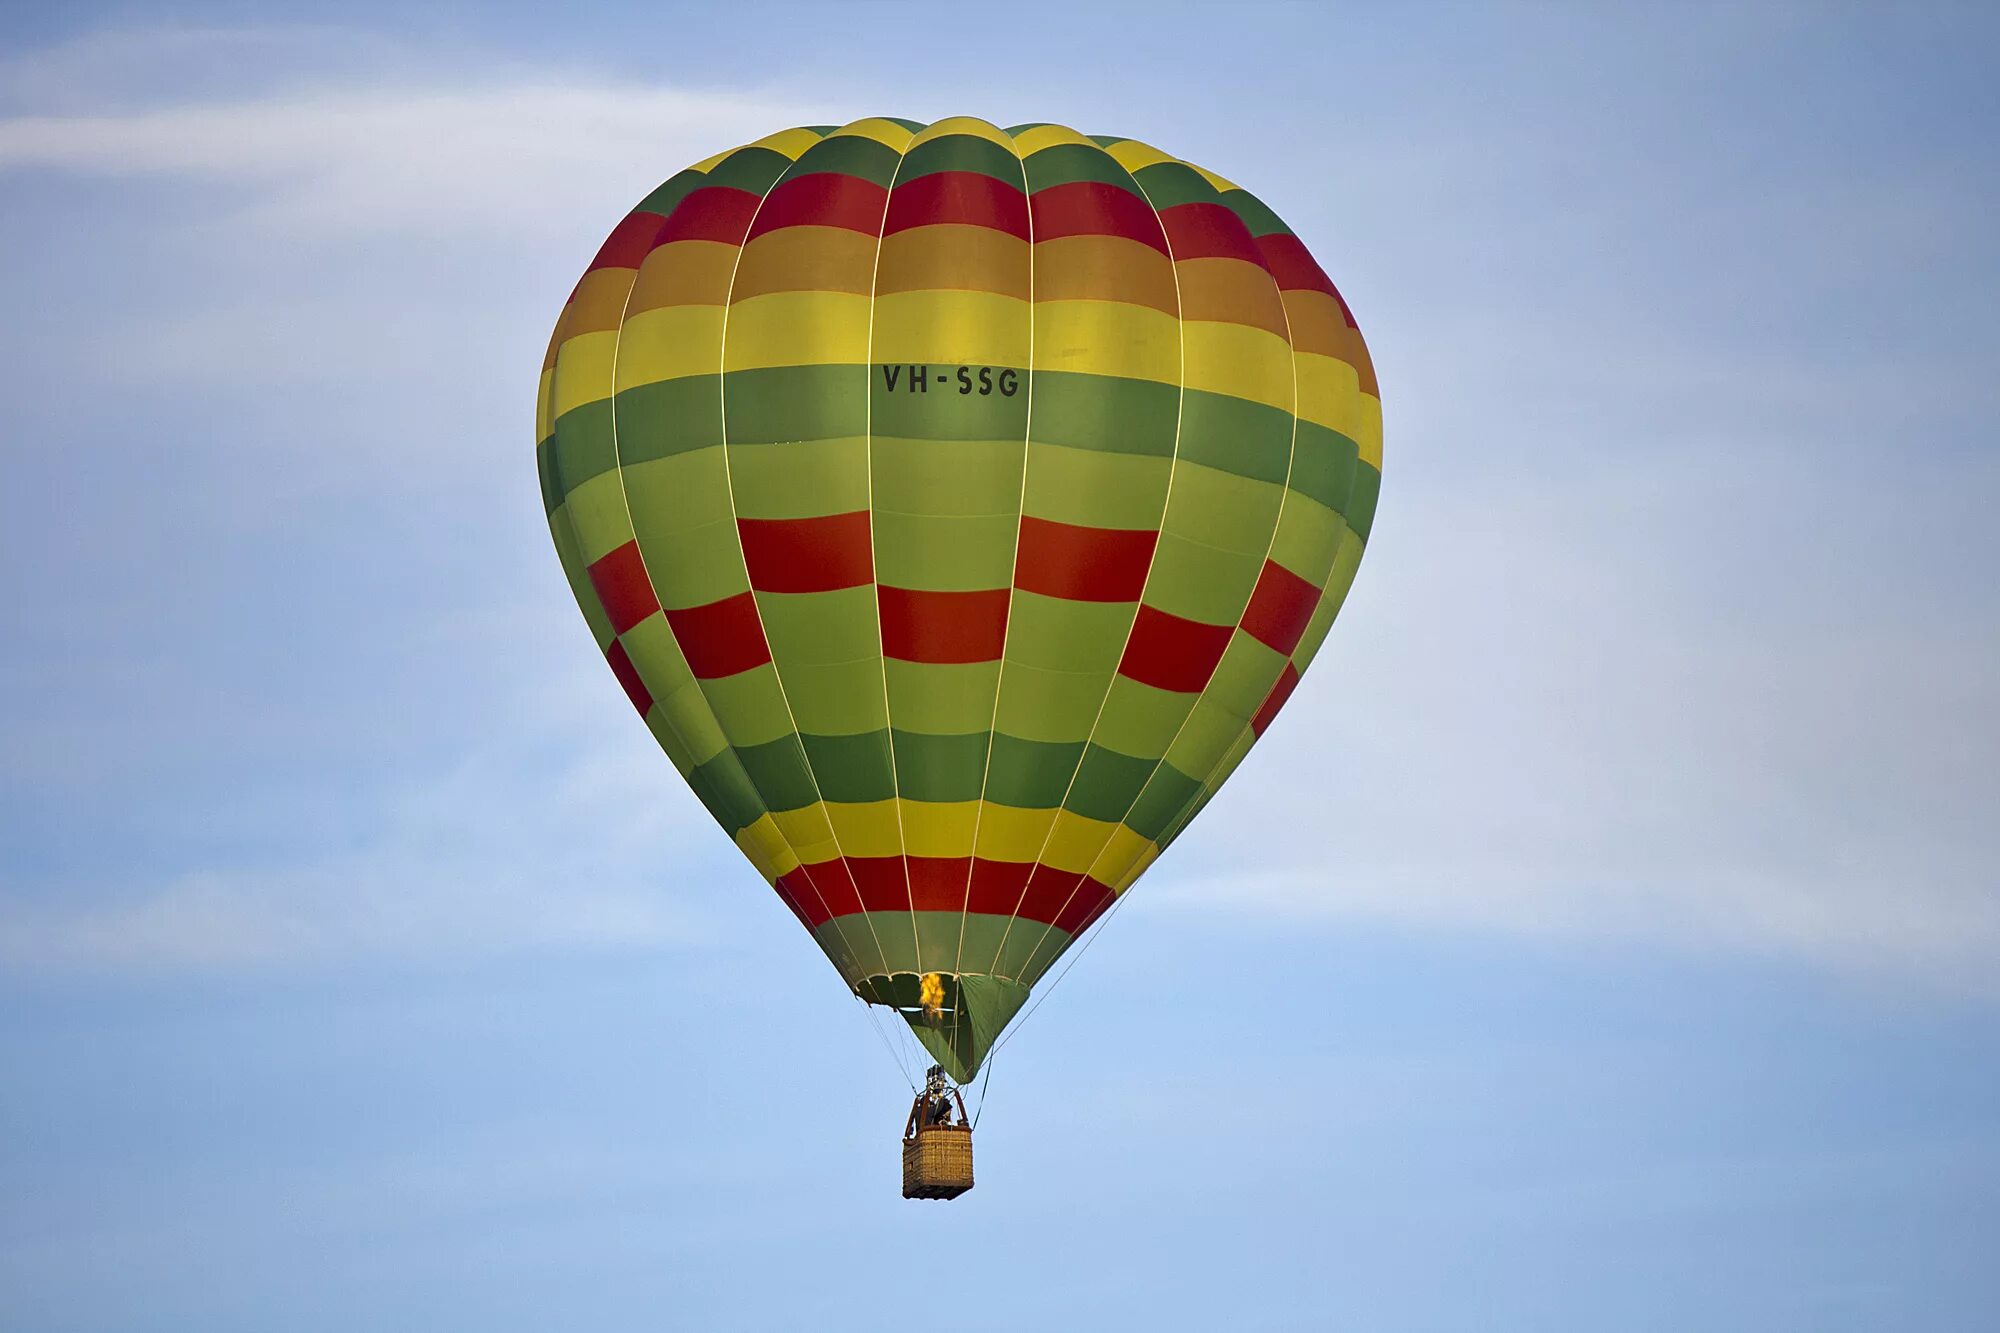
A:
854;971;1032;1084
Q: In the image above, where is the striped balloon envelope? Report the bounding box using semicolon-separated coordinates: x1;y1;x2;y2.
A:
537;117;1380;1083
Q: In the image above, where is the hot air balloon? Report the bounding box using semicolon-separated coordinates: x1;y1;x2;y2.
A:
535;117;1380;1194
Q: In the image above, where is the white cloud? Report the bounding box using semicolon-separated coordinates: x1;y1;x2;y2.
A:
0;29;840;237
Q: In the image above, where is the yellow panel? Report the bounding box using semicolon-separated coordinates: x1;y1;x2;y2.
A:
732;225;879;299
1031;234;1177;313
871;288;1030;366
535;367;554;442
911;116;1016;151
1188;162;1240;194
721;290;871;370
736;814;801;879
1103;138;1174;174
824;799;905;858
1091;823;1161;890
1181;320;1296;412
1011;123;1097;155
750;126;824;160
628;238;740;313
833;117;917;152
567;267;638;334
1175;256;1290;338
875;224;1030;299
971;801;1059;863
551;329;619;416
771;800;835;849
1294;350;1380;456
1040;808;1120;877
1032;300;1179;382
688;146;735;174
617;305;726;389
901;800;980;857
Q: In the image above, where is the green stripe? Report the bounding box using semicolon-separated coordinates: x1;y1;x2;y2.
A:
1130;159;1222;209
899;132;1022;184
1022;142;1143;195
788;133;901;187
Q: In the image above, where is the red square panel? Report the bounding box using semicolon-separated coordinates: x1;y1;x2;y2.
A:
738;511;873;592
663;591;771;679
1240;559;1321;656
879;586;1009;664
587;541;661;636
1117;605;1234;694
1015;516;1156;603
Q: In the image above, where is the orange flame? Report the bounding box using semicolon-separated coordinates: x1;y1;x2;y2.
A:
919;971;945;1020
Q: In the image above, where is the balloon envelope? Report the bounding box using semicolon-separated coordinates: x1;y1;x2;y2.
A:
537;117;1381;1080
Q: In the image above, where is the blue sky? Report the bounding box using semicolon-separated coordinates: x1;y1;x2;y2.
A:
2;4;1997;1330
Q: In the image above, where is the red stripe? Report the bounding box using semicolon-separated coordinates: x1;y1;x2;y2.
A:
737;512;873;592
879;586;1010;663
603;639;653;715
745;172;889;240
1252;661;1302;736
1015;516;1157;602
663;592;771;678
1159;201;1268;269
654;186;762;246
586;541;660;635
1240;560;1321;657
1028;180;1168;254
884;171;1029;240
1256;233;1338;299
586;211;667;272
1118;606;1235;693
775;856;1114;930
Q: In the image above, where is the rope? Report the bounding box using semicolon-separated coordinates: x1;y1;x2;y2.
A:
983;884;1136;1066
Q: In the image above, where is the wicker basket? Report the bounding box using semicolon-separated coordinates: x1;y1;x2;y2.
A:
902;1126;974;1200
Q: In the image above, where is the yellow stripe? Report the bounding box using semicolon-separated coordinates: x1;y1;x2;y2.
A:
566;268;636;334
550;329;619;417
824;799;903;859
871;288;1030;367
688;146;734;175
628;238;740;313
1011;122;1097;155
1294;349;1381;462
1181;320;1296;412
1188;162;1240;195
749;126;824;160
1102;138;1174;173
911;115;1015;150
616;305;725;389
736;814;801;879
721;290;871;369
1040;808;1121;877
535;367;554;442
972;802;1060;863
1031;234;1178;314
732;225;879;299
900;800;980;858
771;801;835;850
1032;300;1179;381
875;224;1030;300
833;117;917;152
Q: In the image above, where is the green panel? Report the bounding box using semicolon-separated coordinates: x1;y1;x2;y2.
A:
633;516;748;609
1288;420;1358;516
991;661;1119;742
1130;159;1222;208
1158;461;1285;557
724;365;866;444
548;399;616;501
623;448;734;536
615;375;723;464
1027;371;1177;457
772;658;887;735
891;729;989;802
1003;592;1135;674
1022;142;1144;194
1126;761;1203;842
1140;532;1262;626
873;437;1023;516
873;380;1028;443
1219;187;1291;238
884;659;999;735
734;733;820;811
900;133;1022;184
1200;632;1287;721
1176;388;1293;486
1064;744;1157;823
1090;675;1194;761
702;664;799;748
984;733;1082;808
800;729;896;803
872;511;1016;590
727;438;870;518
791;133;901;187
703;145;793;194
756;587;880;667
1022;443;1172;528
